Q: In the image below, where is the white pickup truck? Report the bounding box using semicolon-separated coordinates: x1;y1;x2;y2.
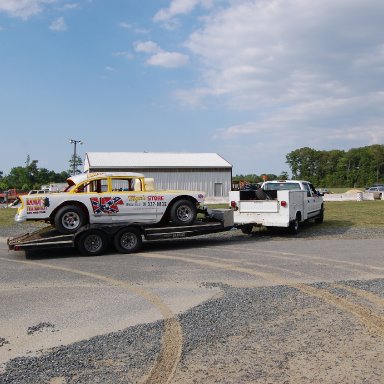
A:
229;180;324;234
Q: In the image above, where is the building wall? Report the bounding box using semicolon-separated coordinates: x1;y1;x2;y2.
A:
86;167;232;200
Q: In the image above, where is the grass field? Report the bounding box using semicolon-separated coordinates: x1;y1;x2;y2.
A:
1;201;383;229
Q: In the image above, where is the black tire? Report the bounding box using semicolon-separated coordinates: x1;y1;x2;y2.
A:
170;199;197;226
241;225;253;234
113;227;142;254
288;217;299;234
315;208;324;224
255;189;270;200
76;229;108;256
54;205;86;234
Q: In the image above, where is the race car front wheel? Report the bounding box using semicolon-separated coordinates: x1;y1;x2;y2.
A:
54;205;86;234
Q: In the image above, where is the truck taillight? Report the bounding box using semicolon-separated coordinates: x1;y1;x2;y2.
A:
280;201;287;207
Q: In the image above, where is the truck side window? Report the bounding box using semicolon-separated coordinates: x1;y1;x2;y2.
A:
303;183;311;197
309;184;317;196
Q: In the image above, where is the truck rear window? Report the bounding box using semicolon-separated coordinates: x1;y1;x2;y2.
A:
263;183;301;191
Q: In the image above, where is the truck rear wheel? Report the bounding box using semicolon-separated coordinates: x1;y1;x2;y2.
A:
54;205;86;234
288;217;299;234
113;227;142;254
241;224;253;234
76;229;108;256
170;199;197;226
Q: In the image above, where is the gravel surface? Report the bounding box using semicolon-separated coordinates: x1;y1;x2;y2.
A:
1;280;384;383
1;222;384;383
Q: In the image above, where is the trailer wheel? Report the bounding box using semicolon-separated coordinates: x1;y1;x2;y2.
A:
113;227;142;254
170;199;197;226
77;229;108;256
54;205;86;234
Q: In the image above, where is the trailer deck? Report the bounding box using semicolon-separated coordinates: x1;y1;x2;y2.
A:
8;209;235;256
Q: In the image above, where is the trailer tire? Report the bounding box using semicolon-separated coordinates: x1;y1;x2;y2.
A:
54;205;86;234
113;227;142;254
76;229;108;256
170;199;197;226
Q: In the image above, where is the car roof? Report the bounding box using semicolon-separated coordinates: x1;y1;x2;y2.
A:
67;172;145;186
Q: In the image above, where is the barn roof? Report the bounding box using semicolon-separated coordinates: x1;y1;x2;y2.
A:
84;152;232;169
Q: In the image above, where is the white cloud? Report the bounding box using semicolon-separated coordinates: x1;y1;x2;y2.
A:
59;3;78;11
182;0;384;108
147;51;189;68
119;22;149;34
0;0;56;19
113;51;134;60
134;40;161;54
134;40;189;68
49;16;67;31
167;0;384;154
153;0;214;22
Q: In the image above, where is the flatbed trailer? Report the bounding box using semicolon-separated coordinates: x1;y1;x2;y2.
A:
8;209;234;256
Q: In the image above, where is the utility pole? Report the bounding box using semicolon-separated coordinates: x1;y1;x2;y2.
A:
69;139;83;175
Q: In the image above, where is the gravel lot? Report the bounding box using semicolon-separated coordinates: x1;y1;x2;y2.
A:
1;222;384;384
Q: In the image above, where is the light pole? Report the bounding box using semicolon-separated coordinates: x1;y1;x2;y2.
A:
69;139;83;175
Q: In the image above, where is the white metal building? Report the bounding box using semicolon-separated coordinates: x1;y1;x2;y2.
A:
84;152;232;201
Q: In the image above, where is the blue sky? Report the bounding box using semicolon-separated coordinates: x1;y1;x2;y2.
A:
1;0;384;177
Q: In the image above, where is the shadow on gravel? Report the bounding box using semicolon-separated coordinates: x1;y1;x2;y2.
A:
16;220;364;261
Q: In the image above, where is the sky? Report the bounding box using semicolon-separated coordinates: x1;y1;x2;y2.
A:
1;0;384;177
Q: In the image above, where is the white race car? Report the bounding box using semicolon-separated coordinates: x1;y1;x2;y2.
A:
15;172;205;234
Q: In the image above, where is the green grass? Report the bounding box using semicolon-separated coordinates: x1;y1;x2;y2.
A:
322;201;384;227
0;208;16;227
1;201;383;229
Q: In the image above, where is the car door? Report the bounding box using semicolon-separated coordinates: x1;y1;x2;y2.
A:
303;182;322;218
109;176;158;223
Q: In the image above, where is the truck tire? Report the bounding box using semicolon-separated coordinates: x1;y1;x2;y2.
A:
54;205;86;234
315;208;324;224
113;227;142;254
241;224;253;234
288;217;299;234
170;199;197;226
76;229;108;256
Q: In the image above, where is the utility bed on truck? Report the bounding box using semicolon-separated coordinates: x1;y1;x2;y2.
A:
8;209;234;256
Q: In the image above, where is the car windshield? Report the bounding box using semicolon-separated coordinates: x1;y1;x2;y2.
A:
263;182;301;191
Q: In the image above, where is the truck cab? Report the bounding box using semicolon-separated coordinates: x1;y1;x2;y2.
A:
260;180;323;220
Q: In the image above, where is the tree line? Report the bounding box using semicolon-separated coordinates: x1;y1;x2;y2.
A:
231;145;383;188
285;144;384;187
0;155;83;191
1;145;383;191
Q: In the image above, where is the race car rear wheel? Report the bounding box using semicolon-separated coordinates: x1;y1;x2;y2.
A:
54;205;86;234
170;199;197;226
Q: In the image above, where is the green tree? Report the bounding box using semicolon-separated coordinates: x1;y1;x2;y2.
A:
68;154;83;175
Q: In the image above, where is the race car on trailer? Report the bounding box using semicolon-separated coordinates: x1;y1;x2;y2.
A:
14;172;206;234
